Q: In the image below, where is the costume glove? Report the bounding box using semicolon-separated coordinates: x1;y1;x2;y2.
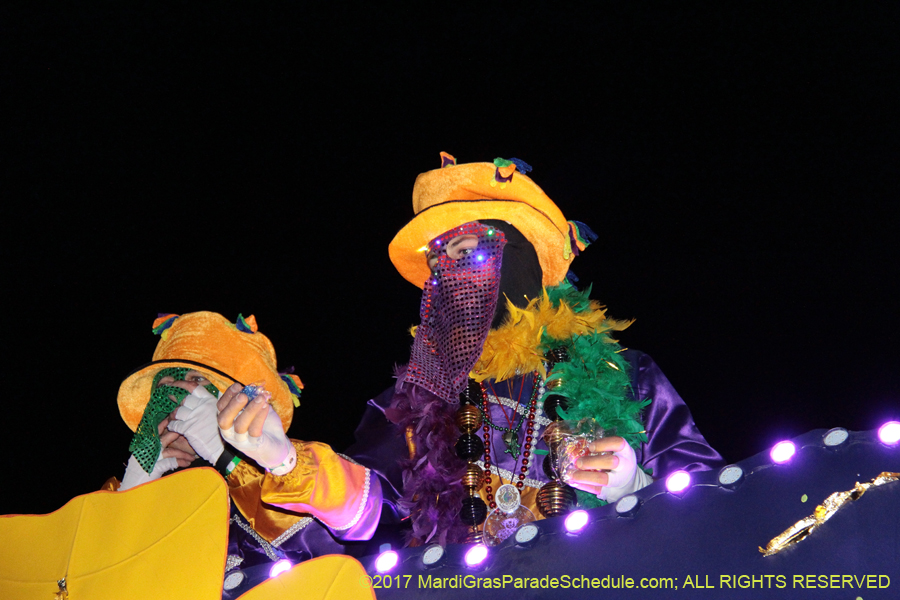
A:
597;439;653;502
220;403;296;475
167;386;225;464
119;454;179;491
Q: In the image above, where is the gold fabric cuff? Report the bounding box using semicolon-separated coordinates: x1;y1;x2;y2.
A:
260;441;369;530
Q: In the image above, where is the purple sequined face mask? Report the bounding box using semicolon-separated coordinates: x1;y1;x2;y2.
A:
404;222;507;402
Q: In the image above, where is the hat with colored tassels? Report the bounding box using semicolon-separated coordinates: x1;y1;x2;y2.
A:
117;312;303;433
389;152;597;288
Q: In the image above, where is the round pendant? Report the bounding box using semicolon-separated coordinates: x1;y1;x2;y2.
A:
482;483;534;546
495;483;521;514
483;504;536;546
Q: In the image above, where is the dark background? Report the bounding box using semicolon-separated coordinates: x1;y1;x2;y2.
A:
4;3;898;516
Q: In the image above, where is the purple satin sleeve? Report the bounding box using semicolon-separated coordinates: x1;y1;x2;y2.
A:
624;349;725;476
344;387;408;521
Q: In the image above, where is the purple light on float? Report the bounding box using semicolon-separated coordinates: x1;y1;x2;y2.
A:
564;510;589;533
375;550;399;573
770;441;796;464
666;470;691;493
475;253;485;262
464;544;488;567
878;421;900;445
269;559;292;578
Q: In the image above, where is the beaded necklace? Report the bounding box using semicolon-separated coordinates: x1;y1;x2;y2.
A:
476;373;542;545
446;284;647;545
479;373;541;500
457;356;585;545
456;374;540;543
479;376;536;459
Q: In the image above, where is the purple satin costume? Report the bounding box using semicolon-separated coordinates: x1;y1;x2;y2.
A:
346;349;725;537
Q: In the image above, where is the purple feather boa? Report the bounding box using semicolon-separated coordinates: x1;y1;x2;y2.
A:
385;365;470;546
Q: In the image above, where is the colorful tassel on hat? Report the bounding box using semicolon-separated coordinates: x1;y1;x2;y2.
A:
152;314;179;339
235;313;258;333
280;369;304;407
491;158;518;188
490;157;533;188
508;157;532;174
440;152;457;168
567;220;599;255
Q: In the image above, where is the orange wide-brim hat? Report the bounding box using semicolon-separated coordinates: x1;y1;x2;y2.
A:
117;312;302;433
389;153;589;289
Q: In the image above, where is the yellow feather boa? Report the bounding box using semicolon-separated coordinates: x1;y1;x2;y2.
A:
470;288;633;383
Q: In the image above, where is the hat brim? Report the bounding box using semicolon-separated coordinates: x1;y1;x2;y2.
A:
117;359;242;433
389;198;573;289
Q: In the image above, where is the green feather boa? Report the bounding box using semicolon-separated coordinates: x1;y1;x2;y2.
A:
541;283;650;508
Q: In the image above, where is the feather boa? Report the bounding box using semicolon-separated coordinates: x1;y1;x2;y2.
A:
385;367;470;546
471;282;633;383
474;282;649;509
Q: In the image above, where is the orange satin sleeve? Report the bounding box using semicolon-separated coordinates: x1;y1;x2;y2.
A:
259;440;370;532
226;450;311;543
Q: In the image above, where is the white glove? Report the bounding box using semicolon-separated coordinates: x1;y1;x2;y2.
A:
220;403;296;475
167;387;225;464
598;441;652;502
119;454;179;491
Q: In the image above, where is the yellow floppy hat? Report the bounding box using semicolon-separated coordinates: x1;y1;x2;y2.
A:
389;153;594;289
117;312;303;433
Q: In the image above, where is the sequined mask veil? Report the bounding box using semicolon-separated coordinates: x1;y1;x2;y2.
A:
129;367;219;472
403;222;507;402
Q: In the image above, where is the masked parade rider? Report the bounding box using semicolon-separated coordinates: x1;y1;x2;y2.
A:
349;153;725;548
110;311;381;595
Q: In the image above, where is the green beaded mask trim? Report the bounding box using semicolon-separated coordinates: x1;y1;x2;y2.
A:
128;367;219;473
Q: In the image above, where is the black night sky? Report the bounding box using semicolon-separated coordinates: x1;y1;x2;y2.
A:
4;4;898;517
